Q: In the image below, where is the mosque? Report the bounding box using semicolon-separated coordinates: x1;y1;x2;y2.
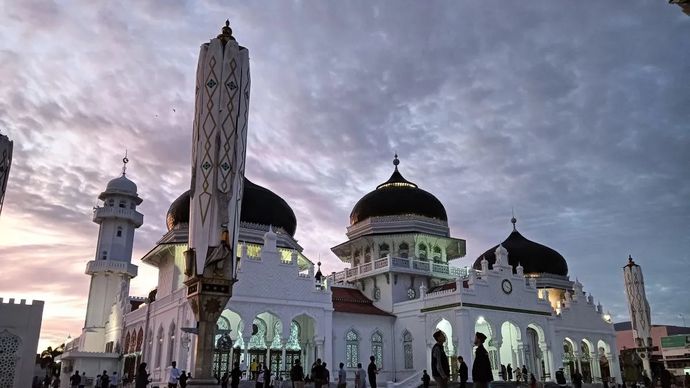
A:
57;23;621;388
58;154;621;387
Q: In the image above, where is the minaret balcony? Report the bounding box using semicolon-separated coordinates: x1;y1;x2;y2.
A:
332;255;468;283
93;206;144;226
85;259;138;278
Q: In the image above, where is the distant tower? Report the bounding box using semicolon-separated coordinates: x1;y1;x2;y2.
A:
623;255;653;378
80;156;143;352
0;131;13;217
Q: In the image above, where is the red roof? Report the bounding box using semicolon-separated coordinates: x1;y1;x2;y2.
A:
331;287;394;317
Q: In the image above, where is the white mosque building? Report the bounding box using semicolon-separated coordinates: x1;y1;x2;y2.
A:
59;154;621;387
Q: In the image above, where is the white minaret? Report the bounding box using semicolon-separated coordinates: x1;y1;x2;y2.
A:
623;255;653;378
0;131;12;217
80;156;143;352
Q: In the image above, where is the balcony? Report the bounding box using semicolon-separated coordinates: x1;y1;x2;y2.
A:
332;255;469;283
85;259;138;277
93;206;144;226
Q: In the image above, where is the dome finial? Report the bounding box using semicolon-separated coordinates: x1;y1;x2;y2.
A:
511;207;517;231
121;150;129;176
218;19;235;43
393;153;400;169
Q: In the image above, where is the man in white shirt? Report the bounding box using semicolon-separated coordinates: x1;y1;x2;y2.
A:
168;361;182;388
109;371;120;388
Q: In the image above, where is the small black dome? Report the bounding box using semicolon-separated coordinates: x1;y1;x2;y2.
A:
473;228;568;276
349;157;447;225
166;178;297;236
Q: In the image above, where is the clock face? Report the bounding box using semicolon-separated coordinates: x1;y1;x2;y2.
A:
407;288;416;299
502;279;513;294
374;287;381;301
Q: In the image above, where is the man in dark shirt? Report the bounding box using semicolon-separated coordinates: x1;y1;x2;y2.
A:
572;369;583;388
457;356;468;388
431;330;450;388
368;355;378;388
70;371;81;388
472;332;493;388
291;358;305;388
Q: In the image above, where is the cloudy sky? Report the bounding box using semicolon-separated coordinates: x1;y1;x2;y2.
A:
1;1;688;351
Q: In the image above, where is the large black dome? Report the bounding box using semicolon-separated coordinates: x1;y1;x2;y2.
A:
166;178;297;236
349;156;447;225
473;222;568;276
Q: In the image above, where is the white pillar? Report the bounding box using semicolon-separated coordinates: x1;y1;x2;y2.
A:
590;351;601;382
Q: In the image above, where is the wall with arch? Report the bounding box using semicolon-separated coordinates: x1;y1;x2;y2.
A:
0;298;43;388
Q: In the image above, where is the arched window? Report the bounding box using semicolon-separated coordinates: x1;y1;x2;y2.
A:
156;326;164;368
136;328;144;352
102;251;108;260
248;319;267;350
433;246;442;263
379;243;390;259
107;199;114;207
119;200;126;208
418;244;427;260
364;247;371;263
167;322;176;366
287;321;301;351
371;331;383;368
345;329;359;368
270;321;283;350
124;332;131;354
403;330;413;369
399;243;409;258
117;227;123;237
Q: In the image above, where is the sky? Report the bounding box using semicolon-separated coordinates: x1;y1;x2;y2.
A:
0;1;689;352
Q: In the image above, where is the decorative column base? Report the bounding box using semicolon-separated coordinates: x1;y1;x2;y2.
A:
185;275;233;385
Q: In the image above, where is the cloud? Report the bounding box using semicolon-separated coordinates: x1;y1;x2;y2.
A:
0;1;688;351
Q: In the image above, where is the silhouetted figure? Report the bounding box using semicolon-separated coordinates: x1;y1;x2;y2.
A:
431;330;450;388
508;364;513;381
421;370;431;388
472;332;493;388
457;356;468;388
573;369;583;388
291;359;305;388
135;363;150;388
368;356;378;388
231;362;242;388
555;368;566;385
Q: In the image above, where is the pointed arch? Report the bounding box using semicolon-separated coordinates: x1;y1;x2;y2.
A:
155;325;164;368
371;329;384;368
402;329;414;369
345;328;360;368
167;321;176;365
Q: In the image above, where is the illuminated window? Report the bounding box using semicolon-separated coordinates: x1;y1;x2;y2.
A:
287;322;301;351
167;322;176;365
418;244;427;260
345;329;359;368
371;331;383;368
248;319;267;350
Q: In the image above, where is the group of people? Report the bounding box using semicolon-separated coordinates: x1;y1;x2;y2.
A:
287;356;379;388
428;330;539;388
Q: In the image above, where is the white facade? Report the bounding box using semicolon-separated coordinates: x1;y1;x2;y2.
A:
0;298;44;388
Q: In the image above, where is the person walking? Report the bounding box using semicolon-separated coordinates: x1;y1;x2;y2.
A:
220;372;229;388
135;363;150;388
256;365;265;388
230;362;242;388
70;370;81;388
572;369;583;388
457;356;468;388
508;364;513;381
555;368;566;385
312;359;325;388
516;368;523;384
100;371;110;388
79;372;86;388
290;359;305;388
110;371;120;388
250;359;259;380
522;365;528;378
323;362;331;387
431;330;450;388
168;361;181;388
337;362;347;388
472;332;493;388
368;356;378;388
530;373;537;388
501;365;507;381
355;363;367;388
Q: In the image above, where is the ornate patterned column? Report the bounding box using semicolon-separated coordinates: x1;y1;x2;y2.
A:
281;339;287;377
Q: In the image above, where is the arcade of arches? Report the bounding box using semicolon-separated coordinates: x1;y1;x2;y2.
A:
211;310;317;379
452;317;618;383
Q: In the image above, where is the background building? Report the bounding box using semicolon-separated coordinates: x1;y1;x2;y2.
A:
0;131;12;218
660;334;690;377
615;321;690;378
0;298;44;388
